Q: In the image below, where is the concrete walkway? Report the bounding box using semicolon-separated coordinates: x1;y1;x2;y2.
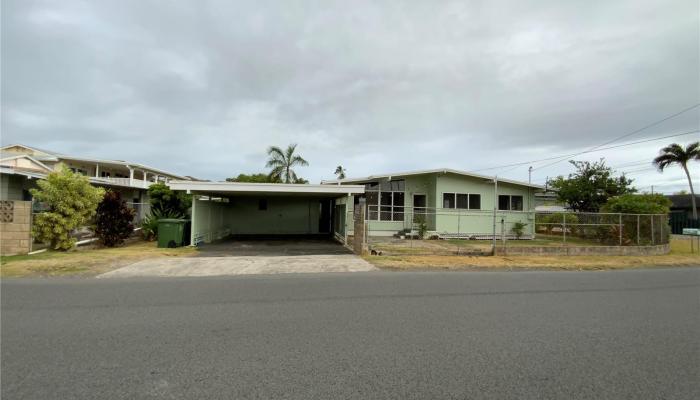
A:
98;254;376;278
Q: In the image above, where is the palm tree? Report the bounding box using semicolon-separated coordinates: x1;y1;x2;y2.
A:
334;165;346;180
266;144;309;184
653;142;699;219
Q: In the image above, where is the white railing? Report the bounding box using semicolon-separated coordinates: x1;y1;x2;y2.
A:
92;177;152;188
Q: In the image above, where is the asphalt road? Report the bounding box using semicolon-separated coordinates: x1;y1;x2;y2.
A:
2;268;699;399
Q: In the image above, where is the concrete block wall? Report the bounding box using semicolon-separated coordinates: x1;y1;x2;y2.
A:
494;243;671;256
0;200;32;255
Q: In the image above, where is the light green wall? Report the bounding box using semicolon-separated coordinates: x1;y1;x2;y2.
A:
343;172;537;237
192;195;331;243
191;197;229;244
225;197;321;235
434;173;535;235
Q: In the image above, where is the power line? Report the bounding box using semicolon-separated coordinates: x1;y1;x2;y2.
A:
472;129;699;175
620;167;657;175
529;129;699;178
610;159;652;168
532;103;700;171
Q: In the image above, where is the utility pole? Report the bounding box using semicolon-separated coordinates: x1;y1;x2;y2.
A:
528;166;533;184
492;176;498;255
651;185;654;194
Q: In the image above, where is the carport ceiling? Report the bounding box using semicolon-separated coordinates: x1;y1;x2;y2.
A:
168;181;365;197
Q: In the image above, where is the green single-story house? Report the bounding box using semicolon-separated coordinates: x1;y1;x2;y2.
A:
168;168;544;245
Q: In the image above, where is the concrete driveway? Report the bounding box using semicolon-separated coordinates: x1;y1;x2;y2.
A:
99;238;376;278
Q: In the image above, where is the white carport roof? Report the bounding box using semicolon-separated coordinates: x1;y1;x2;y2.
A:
168;181;364;197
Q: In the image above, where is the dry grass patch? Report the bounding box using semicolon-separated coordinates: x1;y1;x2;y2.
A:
366;238;699;271
1;240;197;278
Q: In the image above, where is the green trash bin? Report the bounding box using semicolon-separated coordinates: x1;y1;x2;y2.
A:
157;219;189;248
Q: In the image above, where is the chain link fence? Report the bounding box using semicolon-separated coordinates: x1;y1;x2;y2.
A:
346;207;670;256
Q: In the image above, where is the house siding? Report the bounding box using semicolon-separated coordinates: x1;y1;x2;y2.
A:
344;172;536;237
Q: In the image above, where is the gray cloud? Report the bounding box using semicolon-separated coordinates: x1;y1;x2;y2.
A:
2;0;698;192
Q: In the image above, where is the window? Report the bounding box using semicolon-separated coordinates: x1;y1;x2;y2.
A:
70;167;87;175
443;193;455;208
380;192;393;221
498;195;510;210
498;195;524;211
258;199;268;211
366;192;379;220
393;192;404;221
456;194;469;209
511;195;523;211
444;193;478;209
469;194;481;210
366;180;405;221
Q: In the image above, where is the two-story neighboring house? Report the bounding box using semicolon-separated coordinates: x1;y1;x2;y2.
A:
0;144;191;221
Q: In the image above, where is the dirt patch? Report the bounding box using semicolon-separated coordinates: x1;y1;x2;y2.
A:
1;240;197;278
365;238;699;271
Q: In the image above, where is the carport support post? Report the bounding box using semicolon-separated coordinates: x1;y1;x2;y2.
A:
190;194;196;246
353;198;368;255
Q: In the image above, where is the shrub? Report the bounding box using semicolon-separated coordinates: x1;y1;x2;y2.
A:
601;194;672;245
414;215;428;239
147;182;191;215
140;208;185;240
538;213;579;235
511;222;527;239
600;194;671;214
95;191;135;247
30;166;105;250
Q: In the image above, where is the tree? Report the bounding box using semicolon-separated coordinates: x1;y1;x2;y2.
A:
95;191;135;247
147;182;191;215
653;142;699;219
547;159;635;212
601;194;672;214
266;144;309;184
226;173;281;183
30;166;105;250
334;165;346;179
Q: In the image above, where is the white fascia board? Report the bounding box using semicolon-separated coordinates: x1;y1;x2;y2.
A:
167;181;365;195
321;167;546;190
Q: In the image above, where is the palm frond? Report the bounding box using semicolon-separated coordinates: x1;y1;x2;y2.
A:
265;158;286;168
286;144;298;161
687;141;700;160
267;146;284;156
290;155;309;167
653;142;696;171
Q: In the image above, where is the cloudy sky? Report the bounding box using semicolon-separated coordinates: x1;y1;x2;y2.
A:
2;0;699;192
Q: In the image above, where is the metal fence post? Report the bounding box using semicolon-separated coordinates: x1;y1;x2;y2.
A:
501;218;505;249
562;212;566;245
650;215;654;245
409;209;413;248
618;213;623;246
456;210;461;255
636;214;640;245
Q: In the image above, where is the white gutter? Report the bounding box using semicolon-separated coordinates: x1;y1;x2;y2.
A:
167;181;365;195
